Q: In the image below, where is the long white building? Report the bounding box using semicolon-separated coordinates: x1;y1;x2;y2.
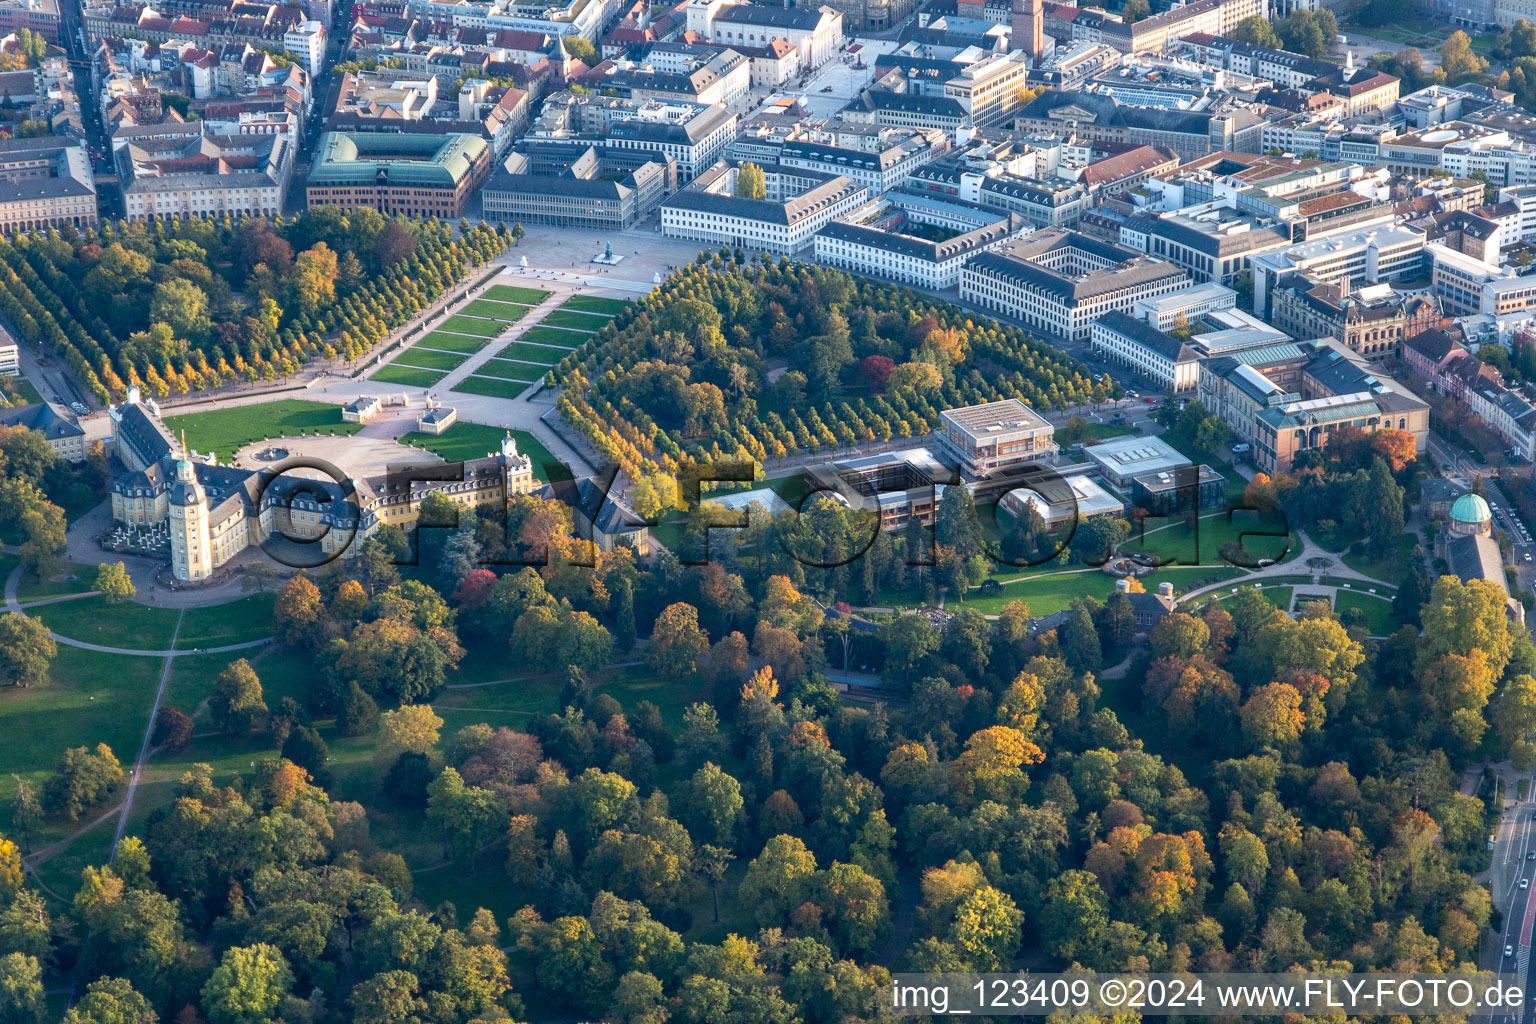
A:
1249;224;1428;320
814;194;1030;288
960;228;1190;341
661;162;868;253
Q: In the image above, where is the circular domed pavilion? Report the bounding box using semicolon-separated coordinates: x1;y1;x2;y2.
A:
1448;493;1493;538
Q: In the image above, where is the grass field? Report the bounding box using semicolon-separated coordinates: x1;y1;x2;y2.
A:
541;310;609;332
543;308;608;333
1124;508;1295;568
1259;585;1293;612
34;596;183;649
15;561;96;603
561;295;629;315
392;346;469;371
7;377;42;404
497;341;573;364
165;399;362;458
401;423;569;483
0;644;164;835
452;375;534;399
1341;533;1417;586
949;564;1245;618
1335;590;1397;635
522;325;593;346
174;594;275;649
474;359;541;382
484;284;552;305
414;331;492;353
459;300;531;321
371;364;447;388
438;315;507;338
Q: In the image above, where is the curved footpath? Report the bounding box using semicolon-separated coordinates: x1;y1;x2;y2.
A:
3;562;271;658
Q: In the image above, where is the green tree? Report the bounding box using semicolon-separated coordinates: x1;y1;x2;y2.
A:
44;743;123;820
200;944;294;1024
739;834;818;928
562;36;597;62
949;886;1024;970
0;953;43;1024
675;763;744;846
0;613;54;687
210;658;266;735
1231;14;1281;47
62;978;157;1024
735;162;766;200
349;971;427;1024
95;562;136;603
377;704;444;765
425;767;503;864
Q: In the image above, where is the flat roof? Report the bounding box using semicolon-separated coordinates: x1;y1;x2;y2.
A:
1083;434;1191;476
940;398;1053;441
1006;472;1123;522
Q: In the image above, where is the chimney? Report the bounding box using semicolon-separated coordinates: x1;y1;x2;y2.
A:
1158;581;1174;600
1116;577;1131;593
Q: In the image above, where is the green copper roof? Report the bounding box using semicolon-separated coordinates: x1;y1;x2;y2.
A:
307;131;487;187
1450;493;1491;524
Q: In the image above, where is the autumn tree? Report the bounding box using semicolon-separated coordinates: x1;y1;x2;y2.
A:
648;602;708;677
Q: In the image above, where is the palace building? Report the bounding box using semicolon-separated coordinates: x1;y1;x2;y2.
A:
108;389;538;582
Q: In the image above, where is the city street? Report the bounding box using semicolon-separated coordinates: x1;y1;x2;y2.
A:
1488;766;1536;1021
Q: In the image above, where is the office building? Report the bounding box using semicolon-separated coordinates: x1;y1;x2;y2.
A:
661;161;868;253
961;228;1190;341
305;131;491;217
118;130;291;220
0;136;97;234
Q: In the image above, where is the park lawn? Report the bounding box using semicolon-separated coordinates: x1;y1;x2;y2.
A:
561;295;629;315
8;377;42;404
1340;532;1417;586
1062;422;1139;444
497;341;573;363
1124;508;1294;568
414;331;492;354
1258;585;1293;613
459;299;531;321
484;284;552;305
165;399;362;458
1335;590;1398;635
32;811;120;906
34;596;183;649
393;346;469;371
0;644;163;838
15;561;96;603
474;359;541;382
401;423;570;484
439;315;507;338
439;661;712;732
161;650;248;720
952;565;1243;618
174;594;276;649
540;310;609;332
522;325;593;346
371;365;447;388
452;375;533;399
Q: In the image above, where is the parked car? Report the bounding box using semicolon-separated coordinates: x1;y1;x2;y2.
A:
1232;443;1252;453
